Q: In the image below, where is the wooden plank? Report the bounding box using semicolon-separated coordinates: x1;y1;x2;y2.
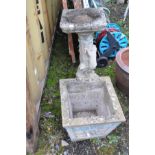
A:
26;29;41;103
62;0;76;63
55;0;59;21
62;0;67;8
26;74;39;153
26;20;46;82
46;0;53;35
53;0;60;25
52;0;56;26
26;75;35;134
55;0;58;15
68;34;76;63
26;0;46;81
39;0;51;49
58;0;62;10
36;1;49;61
46;0;61;44
73;0;83;8
26;75;34;153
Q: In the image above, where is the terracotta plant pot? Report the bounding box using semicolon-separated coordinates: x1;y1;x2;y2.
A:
115;47;129;95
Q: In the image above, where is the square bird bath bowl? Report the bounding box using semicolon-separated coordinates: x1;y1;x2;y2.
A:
60;8;107;34
60;77;126;141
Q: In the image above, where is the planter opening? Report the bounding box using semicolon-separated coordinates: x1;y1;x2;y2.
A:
60;77;125;141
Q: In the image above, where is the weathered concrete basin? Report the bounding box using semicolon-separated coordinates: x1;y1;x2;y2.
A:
60;77;126;141
60;8;107;33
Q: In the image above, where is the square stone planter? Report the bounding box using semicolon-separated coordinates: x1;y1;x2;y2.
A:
60;77;126;141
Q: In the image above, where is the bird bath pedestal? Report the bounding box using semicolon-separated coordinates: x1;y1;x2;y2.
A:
59;8;125;141
60;8;107;80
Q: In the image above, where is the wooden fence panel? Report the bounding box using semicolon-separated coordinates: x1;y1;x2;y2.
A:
26;30;41;103
52;0;56;26
26;0;61;153
26;73;40;153
26;73;36;153
45;0;61;42
39;0;51;48
46;0;53;35
36;0;49;60
26;0;46;81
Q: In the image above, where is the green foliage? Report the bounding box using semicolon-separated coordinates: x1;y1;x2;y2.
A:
117;20;126;27
90;138;102;146
96;63;116;82
98;145;116;155
90;134;120;154
107;134;120;144
116;20;129;39
34;149;46;155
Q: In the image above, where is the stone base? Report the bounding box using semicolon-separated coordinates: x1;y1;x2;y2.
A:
76;69;100;81
59;76;125;141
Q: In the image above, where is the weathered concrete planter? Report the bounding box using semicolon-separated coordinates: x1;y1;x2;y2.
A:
60;77;126;141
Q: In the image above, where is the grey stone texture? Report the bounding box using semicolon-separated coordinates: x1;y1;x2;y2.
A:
59;77;126;141
60;8;107;80
60;8;107;34
59;7;125;141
